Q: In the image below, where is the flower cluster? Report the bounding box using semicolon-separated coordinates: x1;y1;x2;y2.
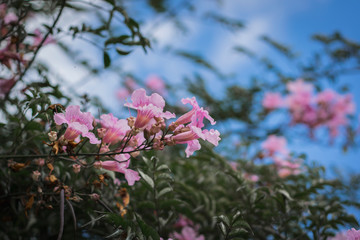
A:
50;89;220;186
261;135;301;178
262;79;356;138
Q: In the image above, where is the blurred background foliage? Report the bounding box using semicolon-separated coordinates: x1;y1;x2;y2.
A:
1;0;360;239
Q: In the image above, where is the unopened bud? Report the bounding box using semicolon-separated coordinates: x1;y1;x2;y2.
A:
165;136;175;146
48;131;57;142
58;135;68;146
32;170;41;181
97;128;106;138
72;164;81;174
34;158;45;166
149;123;161;135
127;117;135;128
93;161;102;169
100;145;110;154
168;122;178;132
130;151;140;158
90;193;100;201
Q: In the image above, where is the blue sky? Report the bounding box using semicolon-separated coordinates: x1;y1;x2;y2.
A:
38;0;360;175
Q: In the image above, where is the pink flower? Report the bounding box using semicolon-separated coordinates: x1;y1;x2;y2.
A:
99;155;140;186
261;135;288;156
33;28;56;47
287;79;313;94
116;88;130;100
4;12;17;24
316;89;337;103
99;113;130;144
170;97;220;157
347;228;360;240
0;77;15;98
244;173;259;182
176;97;216;128
262;92;283;110
54;105;100;144
329;232;347;240
172;226;205;240
145;75;166;94
274;157;301;178
174;215;194;228
125;88;175;129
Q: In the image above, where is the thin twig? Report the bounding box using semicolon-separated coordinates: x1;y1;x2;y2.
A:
57;189;65;240
66;199;77;233
0;146;151;159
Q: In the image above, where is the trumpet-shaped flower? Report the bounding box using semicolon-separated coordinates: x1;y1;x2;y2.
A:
125;88;175;129
54;105;100;144
99;113;130;144
176;97;215;128
99;154;140;186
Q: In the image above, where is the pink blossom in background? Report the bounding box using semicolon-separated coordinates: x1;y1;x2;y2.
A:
262;92;283;110
316;89;337;103
261;135;288;156
124;77;138;89
0;77;15;98
54;105;100;144
347;228;360;240
32;28;56;47
243;173;259;182
4;12;17;24
174;215;194;228
264;79;356;139
116;88;130;100
287;78;313;94
172;226;205;240
170;216;204;240
145;75;166;94
329;232;347;240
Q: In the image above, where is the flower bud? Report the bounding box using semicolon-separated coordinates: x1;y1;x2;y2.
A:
90;193;100;201
58;135;68;146
127;117;135;128
130;151;140;158
97;128;106;138
93;161;102;169
100;145;110;154
48;131;57;142
34;158;45;166
72;164;81;174
32;170;41;181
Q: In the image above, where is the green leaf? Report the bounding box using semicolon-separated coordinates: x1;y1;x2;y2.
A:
277;189;293;201
105;35;130;45
138;169;154;189
137;217;160;240
116;48;132;55
103;51;111;68
157;187;173;198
